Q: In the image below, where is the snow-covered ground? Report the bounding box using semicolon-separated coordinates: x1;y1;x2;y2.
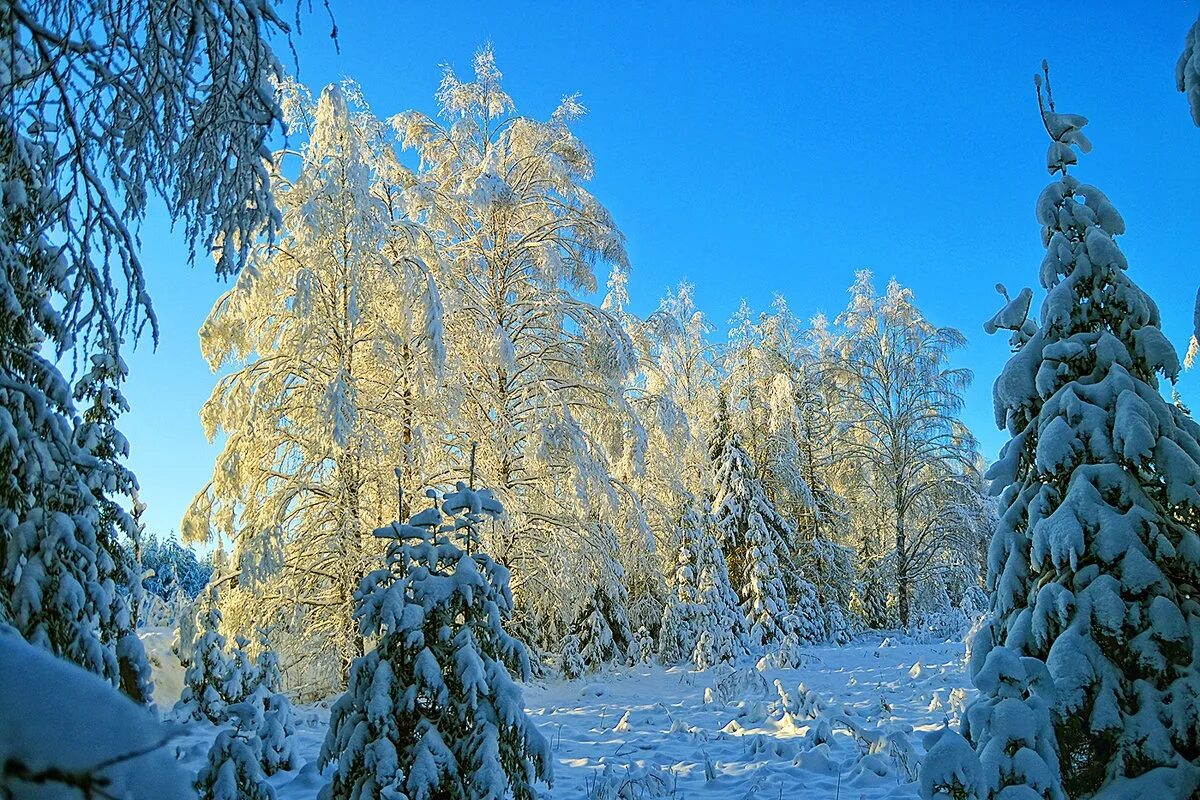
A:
151;632;972;799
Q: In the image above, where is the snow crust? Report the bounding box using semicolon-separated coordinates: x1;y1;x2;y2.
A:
153;633;971;799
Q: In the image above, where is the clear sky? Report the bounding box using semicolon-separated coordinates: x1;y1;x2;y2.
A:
123;2;1200;542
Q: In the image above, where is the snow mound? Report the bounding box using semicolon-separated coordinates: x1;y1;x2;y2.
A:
0;630;191;799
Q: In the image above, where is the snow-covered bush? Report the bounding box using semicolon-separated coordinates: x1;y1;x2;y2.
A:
962;647;1062;799
320;483;552;800
775;679;825;722
704;666;770;706
761;615;805;669
584;763;673;800
919;726;983;800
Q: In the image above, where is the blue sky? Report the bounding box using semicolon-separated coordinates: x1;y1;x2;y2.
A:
124;2;1200;541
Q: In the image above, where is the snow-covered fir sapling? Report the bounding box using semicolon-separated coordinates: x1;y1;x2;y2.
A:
969;63;1200;798
196;726;276;800
225;634;255;705
240;628;297;775
789;579;825;645
710;399;796;647
257;692;299;775
857;559;892;630
631;626;654;664
689;509;752;669
574;580;633;672
175;590;232;723
579;524;636;670
823;600;854;646
560;634;586;680
195;700;282;796
320;483;552;800
657;507;714;665
253;627;285;695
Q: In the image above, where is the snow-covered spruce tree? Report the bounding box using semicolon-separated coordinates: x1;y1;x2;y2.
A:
257;691;299;775
690;512;753;669
560;634;585;680
789;580;825;645
175;592;232;723
658;511;704;664
185;81;447;690
225;634;256;705
0;0;309;688
573;574;634;672
228;627;297;775
72;341;155;703
823;600;854;646
969;66;1200;797
0;120;123;692
254;628;285;695
856;558;892;630
631;626;654;664
710;397;798;646
320;484;551;800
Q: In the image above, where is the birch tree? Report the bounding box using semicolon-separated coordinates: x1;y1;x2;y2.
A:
831;272;976;627
185;82;444;689
393;45;639;636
